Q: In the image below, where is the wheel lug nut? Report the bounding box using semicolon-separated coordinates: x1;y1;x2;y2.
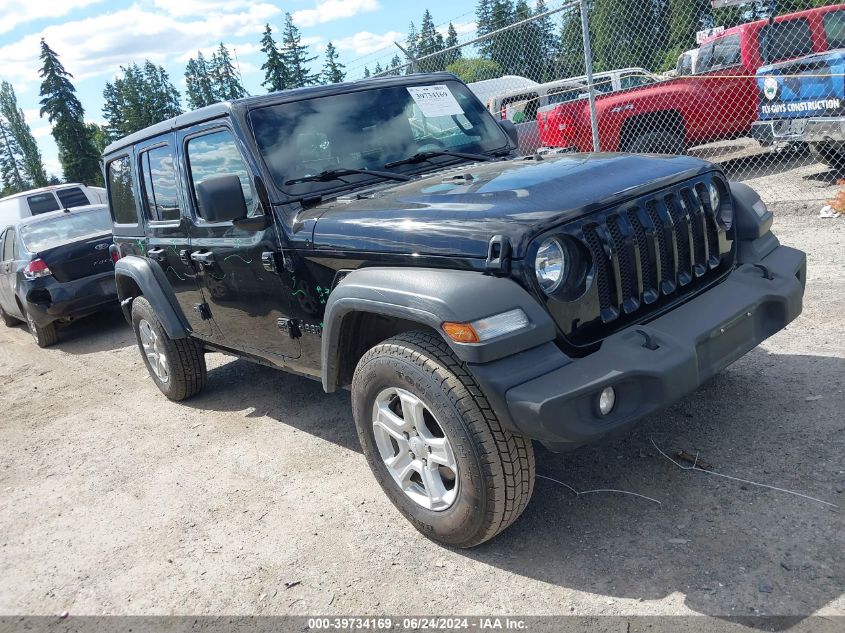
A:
410;453;416;460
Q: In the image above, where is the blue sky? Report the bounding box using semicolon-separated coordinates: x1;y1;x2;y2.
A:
0;0;484;179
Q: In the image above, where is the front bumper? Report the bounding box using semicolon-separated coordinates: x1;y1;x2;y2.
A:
23;271;117;328
470;244;805;450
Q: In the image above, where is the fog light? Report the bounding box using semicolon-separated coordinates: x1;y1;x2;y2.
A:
598;386;616;416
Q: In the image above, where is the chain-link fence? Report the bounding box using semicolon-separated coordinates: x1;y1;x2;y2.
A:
346;0;845;206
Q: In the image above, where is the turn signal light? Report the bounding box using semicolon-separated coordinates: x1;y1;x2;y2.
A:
442;322;480;344
24;258;52;280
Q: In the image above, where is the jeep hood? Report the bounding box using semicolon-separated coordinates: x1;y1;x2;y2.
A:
308;153;714;259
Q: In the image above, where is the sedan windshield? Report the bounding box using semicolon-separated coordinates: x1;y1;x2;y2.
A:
249;81;509;197
20;207;111;252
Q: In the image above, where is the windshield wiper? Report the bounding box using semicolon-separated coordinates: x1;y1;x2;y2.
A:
384;149;497;169
285;167;412;186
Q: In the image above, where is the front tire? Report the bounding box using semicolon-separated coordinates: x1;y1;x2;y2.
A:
352;331;535;548
131;296;207;401
625;129;686;155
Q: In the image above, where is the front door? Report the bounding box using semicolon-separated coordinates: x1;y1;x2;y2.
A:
179;124;300;359
134;136;212;337
0;228;17;315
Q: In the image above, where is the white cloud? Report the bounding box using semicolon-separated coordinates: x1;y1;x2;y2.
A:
293;0;380;28
451;21;477;37
334;30;403;56
0;0;104;35
152;0;252;18
0;3;281;86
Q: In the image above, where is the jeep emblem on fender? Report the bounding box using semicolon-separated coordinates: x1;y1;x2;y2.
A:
763;77;779;101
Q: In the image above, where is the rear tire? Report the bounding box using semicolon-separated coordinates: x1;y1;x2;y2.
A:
351;330;535;548
810;142;845;172
625;129;686;155
24;309;58;348
1;304;21;327
131;296;207;401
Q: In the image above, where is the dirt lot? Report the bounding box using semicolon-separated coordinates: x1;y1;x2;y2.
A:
0;200;843;623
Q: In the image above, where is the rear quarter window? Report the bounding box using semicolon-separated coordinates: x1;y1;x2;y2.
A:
27;193;60;215
55;187;91;208
107;156;139;225
759;18;813;64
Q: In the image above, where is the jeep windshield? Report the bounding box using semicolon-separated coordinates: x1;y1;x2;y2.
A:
248;81;510;198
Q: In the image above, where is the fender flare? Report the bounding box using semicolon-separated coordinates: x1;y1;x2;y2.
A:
114;256;190;339
729;181;778;264
321;267;557;392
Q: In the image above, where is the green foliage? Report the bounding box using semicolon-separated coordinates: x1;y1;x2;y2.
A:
280;13;319;88
322;41;346;84
0;119;26;193
38;39;101;185
103;60;182;140
0;81;47;188
87;123;108;155
211;43;247;100
446;57;503;83
185;52;216;109
261;24;289;92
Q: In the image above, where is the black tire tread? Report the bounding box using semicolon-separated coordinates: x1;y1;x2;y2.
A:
131;297;207;401
355;330;535;547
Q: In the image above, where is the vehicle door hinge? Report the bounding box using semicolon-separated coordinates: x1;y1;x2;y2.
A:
193;303;212;320
277;317;302;339
486;235;511;273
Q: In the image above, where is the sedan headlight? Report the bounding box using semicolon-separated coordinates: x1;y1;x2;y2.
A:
535;237;567;294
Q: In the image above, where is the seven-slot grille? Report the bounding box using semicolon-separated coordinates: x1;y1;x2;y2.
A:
562;174;733;336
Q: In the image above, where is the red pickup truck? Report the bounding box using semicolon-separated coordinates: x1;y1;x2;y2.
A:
537;4;845;154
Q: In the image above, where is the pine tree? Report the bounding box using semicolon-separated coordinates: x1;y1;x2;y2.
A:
374;62;384;75
37;39;101;185
103;61;182;140
443;22;461;68
260;23;289;92
363;66;371;78
210;43;247;100
388;54;404;76
534;0;559;79
476;0;495;60
185;52;216;109
405;22;419;74
418;10;445;72
322;41;346;84
0;81;47;188
0;118;26;193
280;13;319;88
489;0;515;74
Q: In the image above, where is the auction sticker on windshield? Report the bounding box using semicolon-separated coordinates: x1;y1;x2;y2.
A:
407;85;464;117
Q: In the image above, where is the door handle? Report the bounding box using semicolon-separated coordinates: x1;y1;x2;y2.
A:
190;251;215;265
147;247;166;262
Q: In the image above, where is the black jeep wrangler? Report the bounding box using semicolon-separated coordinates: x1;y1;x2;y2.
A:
104;73;806;547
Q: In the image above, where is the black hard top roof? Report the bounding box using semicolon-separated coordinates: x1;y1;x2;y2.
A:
103;72;460;156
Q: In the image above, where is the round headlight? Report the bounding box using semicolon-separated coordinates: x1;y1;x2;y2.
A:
535;237;567;294
710;182;733;230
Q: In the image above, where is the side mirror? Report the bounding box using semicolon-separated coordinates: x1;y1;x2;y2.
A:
498;119;519;150
195;174;248;223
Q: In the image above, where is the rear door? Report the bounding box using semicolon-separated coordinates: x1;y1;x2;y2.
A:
134;135;213;337
179;123;300;359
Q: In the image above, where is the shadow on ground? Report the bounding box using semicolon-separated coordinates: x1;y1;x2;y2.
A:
161;344;845;625
52;305;133;355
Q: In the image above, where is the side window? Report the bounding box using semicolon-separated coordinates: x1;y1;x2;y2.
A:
55;187;90;208
27;193;60;215
501;93;538;123
712;34;741;69
2;229;15;261
186;129;256;220
696;42;716;73
140;145;181;222
107;156;139;225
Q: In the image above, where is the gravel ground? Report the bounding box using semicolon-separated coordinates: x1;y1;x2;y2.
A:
0;200;842;623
